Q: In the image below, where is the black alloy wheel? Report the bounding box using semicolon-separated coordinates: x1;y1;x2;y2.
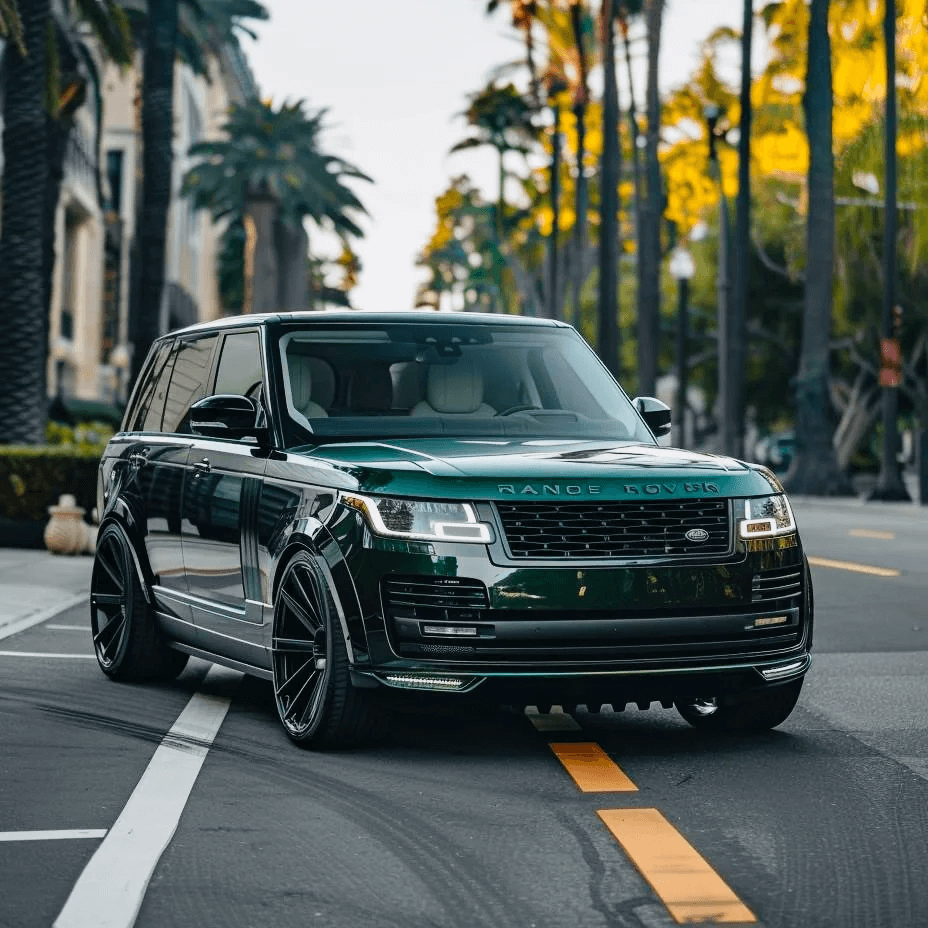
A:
272;551;370;749
90;523;188;682
675;677;803;733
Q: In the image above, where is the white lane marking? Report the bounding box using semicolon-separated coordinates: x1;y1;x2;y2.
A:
0;651;96;659
0;593;88;642
46;624;88;631
54;664;242;928
0;830;107;842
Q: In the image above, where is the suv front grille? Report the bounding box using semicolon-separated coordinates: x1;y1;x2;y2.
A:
495;499;730;559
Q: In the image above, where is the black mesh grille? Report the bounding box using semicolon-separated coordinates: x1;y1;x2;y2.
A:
496;499;730;559
752;565;803;606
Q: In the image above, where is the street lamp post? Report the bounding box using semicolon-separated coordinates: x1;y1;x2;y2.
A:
669;245;696;448
705;104;733;456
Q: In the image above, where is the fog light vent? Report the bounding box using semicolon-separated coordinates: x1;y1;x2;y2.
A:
422;624;478;637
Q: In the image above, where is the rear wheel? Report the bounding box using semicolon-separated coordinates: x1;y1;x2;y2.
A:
271;551;370;749
675;678;803;733
90;523;188;682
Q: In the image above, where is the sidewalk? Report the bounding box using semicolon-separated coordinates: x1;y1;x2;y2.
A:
0;548;92;639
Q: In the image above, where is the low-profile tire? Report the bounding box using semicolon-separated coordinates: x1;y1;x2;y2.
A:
271;550;370;749
675;678;803;733
90;523;188;682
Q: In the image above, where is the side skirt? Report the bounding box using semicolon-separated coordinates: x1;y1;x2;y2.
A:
169;641;273;681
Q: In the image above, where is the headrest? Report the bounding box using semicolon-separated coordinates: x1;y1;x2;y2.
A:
287;353;336;411
427;360;485;414
349;366;393;411
288;353;314;411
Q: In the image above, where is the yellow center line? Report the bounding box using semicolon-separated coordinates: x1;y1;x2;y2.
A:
598;808;757;924
807;556;900;577
549;742;638;792
848;528;896;540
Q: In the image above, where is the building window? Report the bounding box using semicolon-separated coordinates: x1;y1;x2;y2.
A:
106;150;124;215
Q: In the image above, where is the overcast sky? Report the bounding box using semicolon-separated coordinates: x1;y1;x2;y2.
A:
241;0;752;312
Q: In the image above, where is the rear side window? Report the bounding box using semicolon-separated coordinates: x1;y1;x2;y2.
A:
162;336;218;434
125;340;172;432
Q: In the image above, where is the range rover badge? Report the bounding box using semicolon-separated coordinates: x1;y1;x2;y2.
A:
685;528;710;543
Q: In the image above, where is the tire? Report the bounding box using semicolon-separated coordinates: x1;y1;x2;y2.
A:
675;678;803;733
271;550;370;749
90;523;188;682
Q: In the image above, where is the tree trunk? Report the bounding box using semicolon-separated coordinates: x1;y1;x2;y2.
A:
597;0;621;377
547;102;562;320
42;117;70;372
784;0;852;495
730;0;753;460
243;193;279;314
129;0;178;389
622;19;644;319
637;0;663;397
274;219;309;311
570;102;588;327
0;0;50;444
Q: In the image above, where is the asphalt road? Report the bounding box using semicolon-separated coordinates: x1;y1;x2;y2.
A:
1;498;927;928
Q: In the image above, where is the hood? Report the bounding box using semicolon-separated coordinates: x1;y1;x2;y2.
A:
289;438;782;501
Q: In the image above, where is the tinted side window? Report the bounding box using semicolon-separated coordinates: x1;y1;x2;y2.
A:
124;341;171;431
214;331;264;397
162;336;218;434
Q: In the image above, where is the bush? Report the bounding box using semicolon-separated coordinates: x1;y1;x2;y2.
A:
0;446;101;547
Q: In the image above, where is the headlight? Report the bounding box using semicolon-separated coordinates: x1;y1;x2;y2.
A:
738;494;796;539
342;493;493;543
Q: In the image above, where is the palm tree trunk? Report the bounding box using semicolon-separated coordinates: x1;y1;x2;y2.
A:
42;116;70;388
0;0;50;444
569;0;590;328
548;101;562;319
598;0;621;377
243;191;279;314
637;0;663;397
730;0;753;460
274;219;309;311
784;0;851;495
129;0;178;388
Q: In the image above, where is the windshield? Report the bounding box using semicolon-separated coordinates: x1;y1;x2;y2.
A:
274;321;655;447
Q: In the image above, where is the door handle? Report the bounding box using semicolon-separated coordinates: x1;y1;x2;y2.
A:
192;458;211;477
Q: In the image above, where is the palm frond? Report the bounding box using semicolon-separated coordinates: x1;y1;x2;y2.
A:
0;0;26;55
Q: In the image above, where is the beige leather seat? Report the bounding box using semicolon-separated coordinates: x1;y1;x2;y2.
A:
288;354;328;419
410;360;496;418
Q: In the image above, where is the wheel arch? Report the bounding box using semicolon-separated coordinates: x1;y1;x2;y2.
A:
96;511;154;606
271;526;365;665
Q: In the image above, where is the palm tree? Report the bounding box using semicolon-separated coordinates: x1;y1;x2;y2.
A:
598;0;621;376
636;0;664;397
0;0;24;53
487;0;541;107
0;0;50;444
451;82;538;241
128;0;268;386
784;0;850;495
182;98;371;314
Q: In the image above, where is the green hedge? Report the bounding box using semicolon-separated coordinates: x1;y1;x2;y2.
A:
0;446;101;547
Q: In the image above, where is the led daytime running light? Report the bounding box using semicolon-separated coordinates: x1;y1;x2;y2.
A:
738;495;796;539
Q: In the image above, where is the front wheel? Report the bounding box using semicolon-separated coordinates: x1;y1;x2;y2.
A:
271;551;370;749
675;678;803;733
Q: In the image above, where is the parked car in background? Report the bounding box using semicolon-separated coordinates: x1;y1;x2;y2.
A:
91;312;813;748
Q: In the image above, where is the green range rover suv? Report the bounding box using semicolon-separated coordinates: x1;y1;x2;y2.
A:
92;312;812;747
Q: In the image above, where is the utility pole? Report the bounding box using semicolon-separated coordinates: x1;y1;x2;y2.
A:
870;0;910;500
706;105;733;456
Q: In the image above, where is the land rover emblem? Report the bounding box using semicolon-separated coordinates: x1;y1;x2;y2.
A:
685;528;710;543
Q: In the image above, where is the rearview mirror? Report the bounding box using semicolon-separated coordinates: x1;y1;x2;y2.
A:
189;394;267;443
633;396;671;438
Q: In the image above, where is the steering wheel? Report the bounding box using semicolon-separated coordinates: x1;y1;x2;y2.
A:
496;404;542;416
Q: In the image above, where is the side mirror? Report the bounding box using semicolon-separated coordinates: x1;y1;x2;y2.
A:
633;396;672;438
190;394;267;443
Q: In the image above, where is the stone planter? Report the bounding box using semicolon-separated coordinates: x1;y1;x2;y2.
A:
44;494;89;555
